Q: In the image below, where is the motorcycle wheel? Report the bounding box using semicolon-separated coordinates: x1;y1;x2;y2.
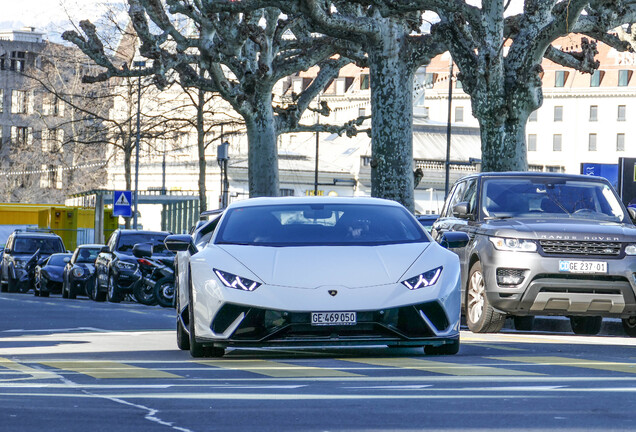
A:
154;277;175;308
133;280;158;305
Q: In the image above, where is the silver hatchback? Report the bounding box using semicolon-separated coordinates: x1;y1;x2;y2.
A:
432;172;636;336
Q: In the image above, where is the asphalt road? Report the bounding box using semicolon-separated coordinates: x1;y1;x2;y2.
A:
1;292;636;432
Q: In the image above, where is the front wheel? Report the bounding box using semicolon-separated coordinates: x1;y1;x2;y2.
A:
92;276;106;302
133;280;157;305
569;316;602;335
154;277;175;308
107;274;123;303
465;261;505;333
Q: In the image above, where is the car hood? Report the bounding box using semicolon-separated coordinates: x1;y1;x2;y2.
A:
43;266;64;281
216;243;431;288
484;218;636;241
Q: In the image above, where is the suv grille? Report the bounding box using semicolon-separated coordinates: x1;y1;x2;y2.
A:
539;240;621;256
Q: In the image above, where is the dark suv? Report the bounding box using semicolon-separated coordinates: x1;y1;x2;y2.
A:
0;231;66;293
432;172;636;336
93;229;172;302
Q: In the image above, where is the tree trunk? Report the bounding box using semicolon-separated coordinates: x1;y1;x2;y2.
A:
368;26;415;212
245;92;279;198
197;88;207;212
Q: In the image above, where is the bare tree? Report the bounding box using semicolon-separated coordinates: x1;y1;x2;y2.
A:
63;1;360;199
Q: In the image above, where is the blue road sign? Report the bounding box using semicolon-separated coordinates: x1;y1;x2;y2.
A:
113;190;132;217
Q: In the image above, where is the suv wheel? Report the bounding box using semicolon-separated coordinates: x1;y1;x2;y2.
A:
466;261;505;333
92;276;106;302
622;317;636;337
569;316;602;335
107;274;123;303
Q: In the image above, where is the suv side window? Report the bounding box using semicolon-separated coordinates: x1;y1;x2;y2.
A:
443;181;467;218
462;179;478;215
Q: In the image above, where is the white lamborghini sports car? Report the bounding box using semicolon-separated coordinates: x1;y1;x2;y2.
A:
165;197;467;358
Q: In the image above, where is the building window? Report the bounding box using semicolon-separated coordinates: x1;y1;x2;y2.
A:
455;80;463;89
41;165;61;189
455;106;464;122
360;74;370;90
617;133;625;151
361;156;372;166
554;106;563;122
358;107;367;117
42;128;63;153
0;89;3;113
555;71;566;87
43;94;64;117
279;188;294;197
528;110;537;122
424;73;437;88
589;105;598;122
590;70;602;87
527;134;537;152
11;90;29;114
618;105;626;121
553;134;562;151
619;70;632;86
11;126;31;145
10;51;26;72
588;133;597;151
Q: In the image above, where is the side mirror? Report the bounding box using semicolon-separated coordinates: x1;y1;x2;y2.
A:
132;243;153;258
440;231;470;249
164;234;196;254
628;207;636;223
100;246;110;253
452;202;472;219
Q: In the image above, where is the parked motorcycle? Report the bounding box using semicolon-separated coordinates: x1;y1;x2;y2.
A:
132;243;175;307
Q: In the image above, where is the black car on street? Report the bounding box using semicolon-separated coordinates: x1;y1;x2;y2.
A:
34;253;72;297
62;244;103;299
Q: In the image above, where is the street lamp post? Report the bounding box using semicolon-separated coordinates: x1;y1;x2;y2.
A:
314;94;320;196
132;60;146;230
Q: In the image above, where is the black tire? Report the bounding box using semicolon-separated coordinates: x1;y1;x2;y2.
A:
68;282;77;299
513;316;535;331
465;261;506;333
177;316;190;350
424;338;460;355
61;280;68;298
0;281;7;292
107;273;123;303
40;291;49;298
33;287;40;297
154;277;175;308
622;317;636;337
569;316;602;335
133;281;157;305
18;280;31;293
92;276;106;302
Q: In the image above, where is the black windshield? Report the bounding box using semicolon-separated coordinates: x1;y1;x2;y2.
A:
216;203;427;246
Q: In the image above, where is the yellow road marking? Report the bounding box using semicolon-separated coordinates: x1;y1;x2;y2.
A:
39;361;181;379
340;358;542;376
491;356;636;374
0;357;58;379
463;343;524;352
195;360;359;378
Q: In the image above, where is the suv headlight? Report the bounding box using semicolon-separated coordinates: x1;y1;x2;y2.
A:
489;237;537;252
214;269;261;291
116;260;137;271
402;266;442;290
626;244;636;255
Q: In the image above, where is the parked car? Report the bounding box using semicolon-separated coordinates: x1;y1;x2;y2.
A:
62;244;103;299
165;197;468;358
34;253;72;297
93;230;172;302
431;171;636;336
0;231;66;293
416;214;439;232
